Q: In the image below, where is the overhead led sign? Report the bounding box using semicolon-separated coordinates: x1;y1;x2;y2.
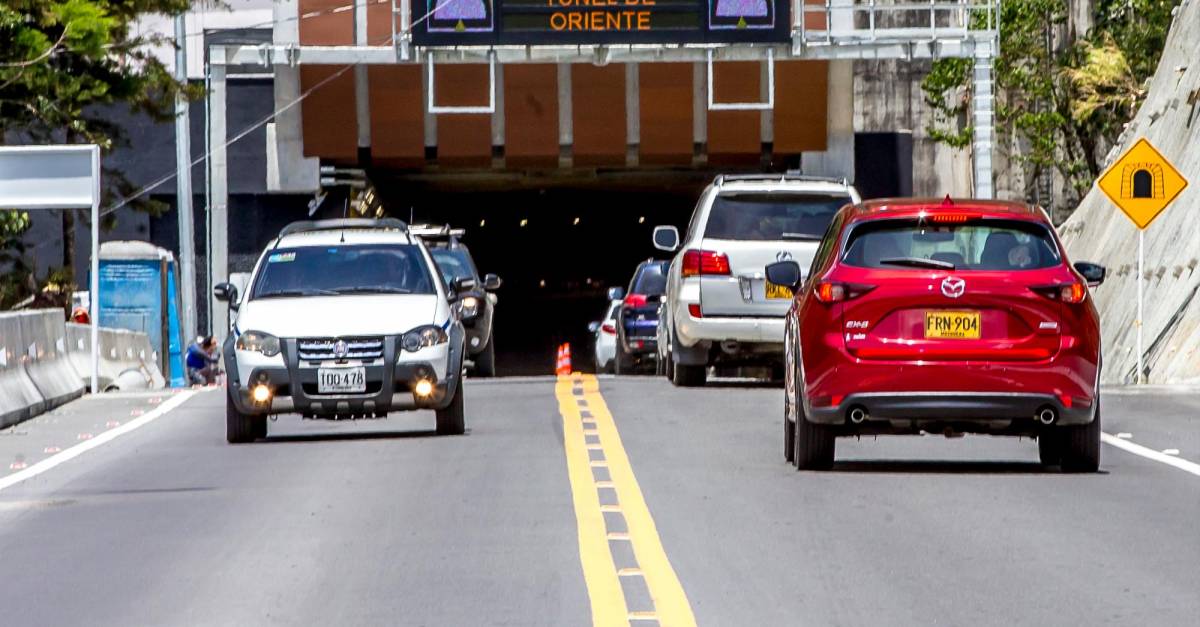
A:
414;0;791;45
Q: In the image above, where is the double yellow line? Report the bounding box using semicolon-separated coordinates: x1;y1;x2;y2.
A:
556;374;696;627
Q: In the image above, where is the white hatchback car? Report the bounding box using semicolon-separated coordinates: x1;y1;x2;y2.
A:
213;218;469;443
652;174;860;386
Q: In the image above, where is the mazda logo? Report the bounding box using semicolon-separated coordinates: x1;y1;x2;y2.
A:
941;277;966;299
333;340;349;358
776;251;792;262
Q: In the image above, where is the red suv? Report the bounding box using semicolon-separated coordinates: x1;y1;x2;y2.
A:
765;198;1107;472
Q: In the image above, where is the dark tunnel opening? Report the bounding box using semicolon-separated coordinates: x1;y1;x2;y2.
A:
373;173;713;376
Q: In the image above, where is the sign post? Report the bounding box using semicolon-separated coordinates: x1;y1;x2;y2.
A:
0;145;102;393
1096;137;1188;384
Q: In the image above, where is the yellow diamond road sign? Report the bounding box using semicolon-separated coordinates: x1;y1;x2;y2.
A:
1097;137;1188;229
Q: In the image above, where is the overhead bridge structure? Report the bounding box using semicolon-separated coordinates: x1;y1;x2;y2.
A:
205;0;999;332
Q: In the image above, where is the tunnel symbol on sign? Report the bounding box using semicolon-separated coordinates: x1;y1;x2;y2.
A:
1120;163;1164;199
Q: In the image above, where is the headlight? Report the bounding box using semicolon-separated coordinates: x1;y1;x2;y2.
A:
236;330;281;357
458;296;481;319
402;325;448;352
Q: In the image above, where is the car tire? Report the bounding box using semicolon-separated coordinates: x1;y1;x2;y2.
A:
226;395;263;444
1060;404;1101;473
784;414;796;464
614;346;633;376
664;351;674;381
671;363;707;387
1037;430;1062;466
794;407;835;470
435;381;466;436
474;335;496;378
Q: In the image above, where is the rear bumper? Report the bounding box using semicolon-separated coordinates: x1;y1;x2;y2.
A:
676;314;784;346
807;391;1096;427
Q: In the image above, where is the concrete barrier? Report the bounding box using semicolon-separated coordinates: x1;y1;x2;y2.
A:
65;323;164;392
0;310;165;431
17;310;85;411
0;314;44;429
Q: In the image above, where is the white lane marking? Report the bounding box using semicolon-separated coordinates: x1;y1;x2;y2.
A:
1102;433;1200;477
1116;432;1133;439
1162;449;1180;456
0;391;198;493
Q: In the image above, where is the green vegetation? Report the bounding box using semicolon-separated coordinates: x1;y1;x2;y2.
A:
0;0;200;307
923;0;1181;212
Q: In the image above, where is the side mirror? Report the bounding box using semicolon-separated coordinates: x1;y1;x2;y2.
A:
607;286;626;301
588;321;601;334
451;277;478;295
214;283;239;310
765;261;803;290
483;273;502;291
1074;261;1106;287
652;225;680;252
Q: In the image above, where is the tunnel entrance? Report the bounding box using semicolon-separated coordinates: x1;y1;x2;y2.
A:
373;171;712;375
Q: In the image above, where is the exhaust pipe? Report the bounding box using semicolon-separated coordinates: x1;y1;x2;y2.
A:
1037;407;1057;425
849;407;868;424
720;340;740;354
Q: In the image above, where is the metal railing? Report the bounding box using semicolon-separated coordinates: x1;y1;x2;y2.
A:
795;0;1000;50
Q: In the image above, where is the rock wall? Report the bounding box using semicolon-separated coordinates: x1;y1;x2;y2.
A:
1059;0;1200;384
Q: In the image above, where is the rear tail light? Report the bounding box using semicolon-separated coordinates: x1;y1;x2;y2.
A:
681;249;731;278
687;304;702;318
623;293;648;308
927;213;980;223
1032;282;1087;304
600;323;616;335
814;281;875;303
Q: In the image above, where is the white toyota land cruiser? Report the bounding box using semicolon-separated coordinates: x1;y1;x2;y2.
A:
213;218;469;443
652;174;860;387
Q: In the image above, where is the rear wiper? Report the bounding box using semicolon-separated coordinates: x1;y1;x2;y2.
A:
332;286;413;295
879;257;956;270
781;232;822;241
257;288;339;298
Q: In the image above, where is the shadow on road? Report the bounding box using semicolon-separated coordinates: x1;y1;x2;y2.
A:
259;429;445;444
828;460;1109;475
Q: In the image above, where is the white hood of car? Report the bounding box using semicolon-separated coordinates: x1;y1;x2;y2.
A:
235;294;445;338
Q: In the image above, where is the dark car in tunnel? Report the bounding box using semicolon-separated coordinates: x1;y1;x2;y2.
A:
613;260;670;374
412;225;503;377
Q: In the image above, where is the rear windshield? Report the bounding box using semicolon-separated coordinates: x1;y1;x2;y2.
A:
842;220;1061;271
631;262;669;296
251;244;436;298
705;193;851;241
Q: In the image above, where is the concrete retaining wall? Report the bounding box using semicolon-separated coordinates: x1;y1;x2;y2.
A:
1060;0;1200;384
0;310;164;431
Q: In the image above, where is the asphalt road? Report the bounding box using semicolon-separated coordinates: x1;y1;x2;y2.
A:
0;378;1196;626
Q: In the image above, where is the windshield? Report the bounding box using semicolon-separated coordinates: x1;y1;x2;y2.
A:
842;220;1061;271
705;193;851;241
630;261;669;296
250;244;436;298
429;248;479;285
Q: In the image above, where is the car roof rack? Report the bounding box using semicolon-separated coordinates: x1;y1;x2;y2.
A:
713;173;849;187
409;223;467;240
277;218;409;239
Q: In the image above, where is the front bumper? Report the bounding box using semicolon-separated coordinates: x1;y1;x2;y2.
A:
225;332;462;418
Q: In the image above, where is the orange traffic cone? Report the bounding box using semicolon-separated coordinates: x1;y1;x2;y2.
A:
556;343;572;376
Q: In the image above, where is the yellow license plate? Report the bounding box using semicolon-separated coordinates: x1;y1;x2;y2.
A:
924;311;981;339
765;282;794;300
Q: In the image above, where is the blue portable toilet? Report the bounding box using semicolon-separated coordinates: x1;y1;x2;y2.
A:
96;241;186;387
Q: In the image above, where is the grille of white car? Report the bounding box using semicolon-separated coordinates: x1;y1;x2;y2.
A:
297;337;385;361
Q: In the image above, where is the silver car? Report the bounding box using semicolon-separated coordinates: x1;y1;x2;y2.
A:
652;174;861;386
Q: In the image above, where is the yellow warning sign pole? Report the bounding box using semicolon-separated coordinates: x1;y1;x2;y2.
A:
1096;137;1189;384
